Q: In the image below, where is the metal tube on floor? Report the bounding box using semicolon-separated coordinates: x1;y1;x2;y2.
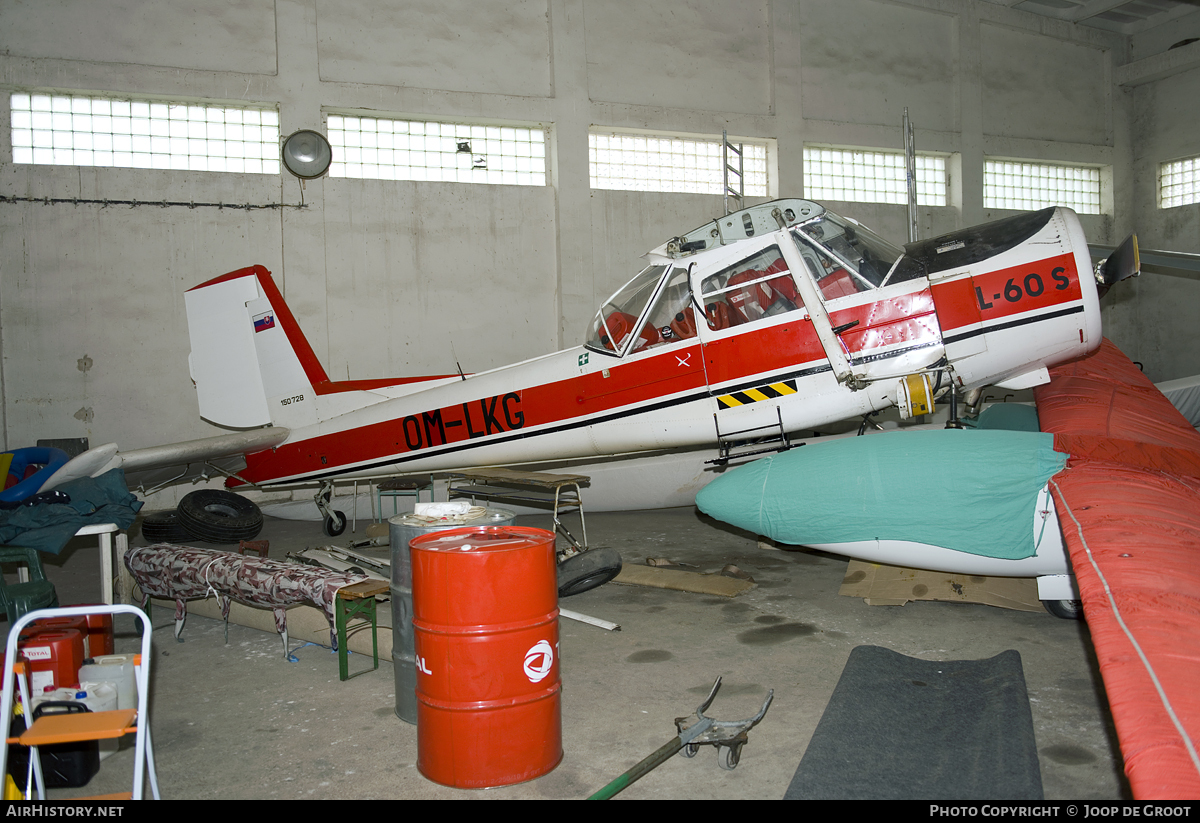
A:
559;607;620;632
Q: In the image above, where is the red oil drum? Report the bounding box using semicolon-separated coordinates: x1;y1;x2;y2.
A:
410;526;562;789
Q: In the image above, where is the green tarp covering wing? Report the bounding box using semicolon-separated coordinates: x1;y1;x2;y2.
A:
695;429;1067;560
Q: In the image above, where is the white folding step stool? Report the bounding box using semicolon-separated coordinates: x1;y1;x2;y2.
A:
0;604;160;800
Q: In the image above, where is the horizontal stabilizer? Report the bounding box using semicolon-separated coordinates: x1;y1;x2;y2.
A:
41;428;290;492
40;443;121;491
117;427;291;472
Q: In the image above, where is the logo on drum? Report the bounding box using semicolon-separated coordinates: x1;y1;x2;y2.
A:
524;640;554;683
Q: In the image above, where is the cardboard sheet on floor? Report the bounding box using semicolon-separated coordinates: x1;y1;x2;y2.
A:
612;564;755;597
838;559;1044;613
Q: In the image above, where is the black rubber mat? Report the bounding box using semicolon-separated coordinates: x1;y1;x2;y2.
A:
785;645;1043;800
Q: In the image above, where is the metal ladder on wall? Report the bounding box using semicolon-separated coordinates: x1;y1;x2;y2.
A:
0;604;160;800
722;129;744;217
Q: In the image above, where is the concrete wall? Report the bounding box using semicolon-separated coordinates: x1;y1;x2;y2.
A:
1110;14;1200;382
0;0;1196;506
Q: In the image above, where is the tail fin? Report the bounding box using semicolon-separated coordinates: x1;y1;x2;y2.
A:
185;266;325;430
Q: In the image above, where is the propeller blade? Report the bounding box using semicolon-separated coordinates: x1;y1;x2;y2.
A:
1098;233;1140;287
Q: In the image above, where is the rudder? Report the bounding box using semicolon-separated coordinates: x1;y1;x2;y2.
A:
185;266;325;430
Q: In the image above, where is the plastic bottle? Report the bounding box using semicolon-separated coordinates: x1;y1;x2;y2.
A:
77;655;135;710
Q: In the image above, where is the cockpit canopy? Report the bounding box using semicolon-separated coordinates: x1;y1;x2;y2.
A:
586;199;926;357
793;211;925;294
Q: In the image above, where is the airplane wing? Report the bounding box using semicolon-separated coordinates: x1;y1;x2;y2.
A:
41;427;290;493
1035;339;1200;799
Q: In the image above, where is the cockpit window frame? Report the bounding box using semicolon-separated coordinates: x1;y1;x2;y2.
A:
584;263;674;359
697;241;808;330
792;219;877;292
789;211;925;299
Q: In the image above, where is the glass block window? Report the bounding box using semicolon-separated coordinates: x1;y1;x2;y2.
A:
326;115;546;186
10;92;280;173
803;147;947;207
1160;156;1199;209
984;160;1101;214
589;132;769;196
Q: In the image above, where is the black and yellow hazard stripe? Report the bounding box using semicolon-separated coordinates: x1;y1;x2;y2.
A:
716;379;798;410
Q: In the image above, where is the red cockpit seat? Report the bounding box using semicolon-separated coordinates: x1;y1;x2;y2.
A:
729;264;801;320
819;268;857;300
764;259;803;310
601;311;661;352
704;301;745;331
670;307;698;341
727;269;769;321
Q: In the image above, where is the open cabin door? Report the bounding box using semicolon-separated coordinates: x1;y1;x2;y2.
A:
692;231;850;455
781;226;945;391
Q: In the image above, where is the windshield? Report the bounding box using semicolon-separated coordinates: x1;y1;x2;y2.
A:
586;265;671;355
793;213;924;297
640;267;697;343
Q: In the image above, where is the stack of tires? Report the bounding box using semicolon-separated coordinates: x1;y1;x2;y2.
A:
140;489;264;545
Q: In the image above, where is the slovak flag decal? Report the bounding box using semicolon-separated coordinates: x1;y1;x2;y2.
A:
253;312;276;333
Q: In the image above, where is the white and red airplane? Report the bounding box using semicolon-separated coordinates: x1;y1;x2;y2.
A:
46;196;1200;799
49;197;1135;551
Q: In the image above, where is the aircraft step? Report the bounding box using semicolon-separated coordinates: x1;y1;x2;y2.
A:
708;407;799;467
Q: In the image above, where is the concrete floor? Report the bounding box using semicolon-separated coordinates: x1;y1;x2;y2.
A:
27;505;1130;801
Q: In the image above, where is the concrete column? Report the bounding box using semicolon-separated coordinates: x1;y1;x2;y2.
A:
274;0;330;361
549;0;593;349
772;0;804;196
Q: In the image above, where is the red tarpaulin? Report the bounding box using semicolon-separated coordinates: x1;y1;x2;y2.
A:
1036;339;1200;799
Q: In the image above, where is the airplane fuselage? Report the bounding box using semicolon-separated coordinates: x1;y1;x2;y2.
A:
183;200;1099;490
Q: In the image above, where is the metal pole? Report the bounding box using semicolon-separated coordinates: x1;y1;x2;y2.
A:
588;737;683;800
904;108;919;243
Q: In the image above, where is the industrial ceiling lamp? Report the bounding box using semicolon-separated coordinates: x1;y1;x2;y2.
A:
280;129;332;180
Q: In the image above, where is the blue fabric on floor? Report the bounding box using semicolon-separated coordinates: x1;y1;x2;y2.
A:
0;468;141;554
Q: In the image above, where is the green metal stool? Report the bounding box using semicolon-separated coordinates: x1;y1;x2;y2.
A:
334;579;389;681
376;475;435;521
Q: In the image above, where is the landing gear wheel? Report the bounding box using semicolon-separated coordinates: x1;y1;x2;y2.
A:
140;509;194;543
324;510;347;537
718;742;743;771
557;547;623;598
177;490;264;544
1045;599;1084;620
